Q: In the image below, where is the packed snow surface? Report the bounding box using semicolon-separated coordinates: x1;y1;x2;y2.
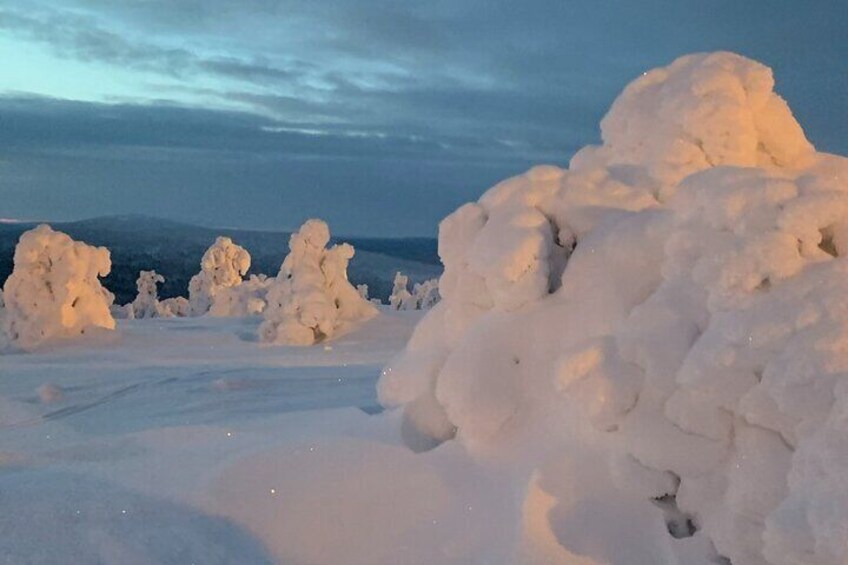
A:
0;311;427;564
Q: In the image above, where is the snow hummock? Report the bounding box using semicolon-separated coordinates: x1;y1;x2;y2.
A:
188;236;252;316
259;219;378;345
36;382;64;404
2;224;116;350
379;51;848;565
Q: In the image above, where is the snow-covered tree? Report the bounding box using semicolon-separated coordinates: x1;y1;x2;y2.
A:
188;236;251;316
389;272;414;310
259;219;378;345
412;278;440;310
389;273;439;310
131;270;167;319
209;274;271;317
160;296;190;317
379;52;848;565
356;284;369;301
2;224;116;350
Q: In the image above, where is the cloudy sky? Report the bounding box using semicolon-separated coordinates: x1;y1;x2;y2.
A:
1;0;845;236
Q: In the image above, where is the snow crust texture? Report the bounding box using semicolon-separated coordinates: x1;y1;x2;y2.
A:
1;224;116;350
188;236;252;316
259;219;378;345
379;52;847;565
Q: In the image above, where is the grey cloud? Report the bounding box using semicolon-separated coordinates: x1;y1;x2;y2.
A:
0;6;310;87
0;0;845;236
0;96;529;235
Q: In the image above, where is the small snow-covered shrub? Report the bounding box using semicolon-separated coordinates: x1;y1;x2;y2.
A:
188;237;251;316
259;219;378;345
160;296;190;317
2;224;116;350
412;279;440;310
130;270;169;319
379;52;848;565
209;274;271;317
110;302;134;320
389;272;440;310
356;284;369;301
389;272;414;310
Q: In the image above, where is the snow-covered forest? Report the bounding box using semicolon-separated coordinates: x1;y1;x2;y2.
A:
2;51;848;565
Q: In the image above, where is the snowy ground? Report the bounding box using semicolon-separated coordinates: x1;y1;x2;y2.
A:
0;309;720;565
0;311;438;564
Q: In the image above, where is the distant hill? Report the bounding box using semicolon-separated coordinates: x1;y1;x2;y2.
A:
0;215;441;304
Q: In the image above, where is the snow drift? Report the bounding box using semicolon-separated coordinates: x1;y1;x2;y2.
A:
259;219;378;346
379;52;847;565
1;224;116;350
188;236;252;316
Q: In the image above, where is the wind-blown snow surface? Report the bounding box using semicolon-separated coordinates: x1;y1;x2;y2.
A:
379;52;848;565
0;311;433;564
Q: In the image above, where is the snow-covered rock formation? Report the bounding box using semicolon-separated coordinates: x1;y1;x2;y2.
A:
379;52;847;565
2;224;116;350
259;219;378;345
188;237;251;316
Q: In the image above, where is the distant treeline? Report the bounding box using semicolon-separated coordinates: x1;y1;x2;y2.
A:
0;215;440;305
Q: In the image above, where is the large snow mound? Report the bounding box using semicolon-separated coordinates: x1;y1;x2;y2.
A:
2;224;116;350
379;52;847;565
259;219;379;346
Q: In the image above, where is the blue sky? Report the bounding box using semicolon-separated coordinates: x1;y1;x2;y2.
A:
0;0;845;236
